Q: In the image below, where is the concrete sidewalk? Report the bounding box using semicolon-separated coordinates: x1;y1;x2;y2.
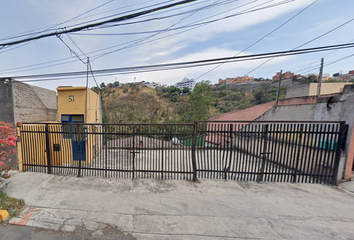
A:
4;171;354;239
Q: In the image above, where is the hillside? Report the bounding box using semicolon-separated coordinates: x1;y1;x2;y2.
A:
97;81;287;124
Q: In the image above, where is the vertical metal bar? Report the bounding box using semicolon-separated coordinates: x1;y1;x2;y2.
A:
302;124;313;183
77;125;82;178
226;124;233;180
252;124;261;181
161;126;164;180
45;124;52;174
132;126;135;179
104;125;108;178
257;124;268;182
191;122;198;181
283;124;292;182
292;124;304;183
235;123;242;181
326;124;336;184
332;122;345;185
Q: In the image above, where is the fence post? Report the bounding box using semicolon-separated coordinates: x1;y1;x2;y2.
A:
132;127;135;180
292;124;304;183
332;122;346;185
161;126;164;180
104;125;107;178
224;124;233;180
45;124;52;174
257;124;268;182
77;124;82;177
191;122;198;181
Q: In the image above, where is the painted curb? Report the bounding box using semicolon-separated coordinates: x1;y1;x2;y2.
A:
0;210;9;222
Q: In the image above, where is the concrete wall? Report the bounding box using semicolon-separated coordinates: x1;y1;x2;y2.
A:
309;83;352;96
0;78;15;123
12;81;57;123
286;83;353;99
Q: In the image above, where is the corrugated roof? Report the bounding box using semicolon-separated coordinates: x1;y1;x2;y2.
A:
209;101;275;122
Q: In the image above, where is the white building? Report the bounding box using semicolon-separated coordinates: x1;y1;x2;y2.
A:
175;78;196;92
146;82;162;89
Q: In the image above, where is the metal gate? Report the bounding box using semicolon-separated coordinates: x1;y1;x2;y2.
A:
18;121;347;184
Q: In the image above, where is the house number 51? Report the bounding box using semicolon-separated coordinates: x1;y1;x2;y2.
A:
69;95;74;102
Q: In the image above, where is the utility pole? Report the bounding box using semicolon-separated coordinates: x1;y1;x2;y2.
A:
85;57;89;123
317;58;324;100
275;70;282;107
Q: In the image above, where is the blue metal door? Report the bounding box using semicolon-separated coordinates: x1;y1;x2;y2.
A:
61;115;86;161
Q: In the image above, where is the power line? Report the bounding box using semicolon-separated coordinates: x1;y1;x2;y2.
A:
0;0;288;74
92;0;225;61
9;42;354;81
0;0;199;48
242;15;354;77
0;0;116;54
0;0;175;42
194;0;317;80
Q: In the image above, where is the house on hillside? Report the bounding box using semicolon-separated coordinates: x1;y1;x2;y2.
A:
0;78;57;124
175;78;196;92
18;86;102;171
218;76;254;85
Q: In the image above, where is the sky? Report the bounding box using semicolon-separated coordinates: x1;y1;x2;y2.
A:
0;0;353;91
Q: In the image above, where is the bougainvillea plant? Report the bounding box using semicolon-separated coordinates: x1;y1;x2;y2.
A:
0;122;19;191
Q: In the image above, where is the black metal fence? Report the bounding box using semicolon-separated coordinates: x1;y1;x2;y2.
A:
18;121;347;184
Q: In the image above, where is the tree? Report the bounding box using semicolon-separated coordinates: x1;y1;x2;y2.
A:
91;86;99;94
113;81;120;87
100;82;106;89
169;91;180;102
168;86;181;94
185;80;215;122
182;87;190;94
0;122;18;191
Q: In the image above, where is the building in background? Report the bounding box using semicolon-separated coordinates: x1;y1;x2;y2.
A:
272;71;294;81
218;76;254;85
0;78;57;124
175;78;196;92
146;82;162;89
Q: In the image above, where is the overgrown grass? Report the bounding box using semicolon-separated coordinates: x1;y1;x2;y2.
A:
0;191;25;219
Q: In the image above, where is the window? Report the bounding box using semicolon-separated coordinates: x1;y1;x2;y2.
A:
61;115;84;139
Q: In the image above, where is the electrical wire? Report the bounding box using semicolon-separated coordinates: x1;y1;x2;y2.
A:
92;0;225;61
0;0;174;42
9;42;354;82
0;0;199;48
0;0;289;75
242;15;354;77
194;0;317;80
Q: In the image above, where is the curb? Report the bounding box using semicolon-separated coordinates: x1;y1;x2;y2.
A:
0;210;9;222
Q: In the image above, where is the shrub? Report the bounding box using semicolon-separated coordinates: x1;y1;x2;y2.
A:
0;122;18;192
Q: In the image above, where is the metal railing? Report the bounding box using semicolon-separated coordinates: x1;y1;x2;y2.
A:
18;121;347;184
